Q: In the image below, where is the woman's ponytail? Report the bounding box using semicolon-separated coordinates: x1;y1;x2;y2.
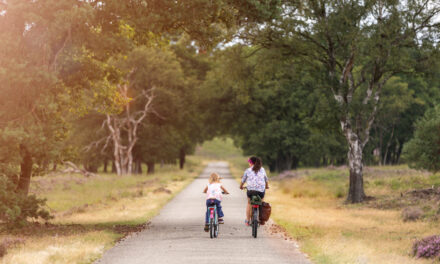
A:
250;156;262;173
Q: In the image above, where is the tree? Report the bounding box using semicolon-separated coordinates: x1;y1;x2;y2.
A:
101;46;185;176
242;0;440;202
0;0;91;194
203;46;345;171
371;77;421;165
403;106;440;173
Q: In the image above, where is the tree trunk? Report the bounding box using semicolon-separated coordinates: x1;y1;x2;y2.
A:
346;136;366;203
127;153;133;175
378;126;383;166
103;159;108;173
383;124;395;165
89;165;98;173
112;161;116;173
134;159;142;174
16;145;32;195
275;155;294;172
147;161;155;174
179;148;185;170
42;159;49;171
396;139;404;164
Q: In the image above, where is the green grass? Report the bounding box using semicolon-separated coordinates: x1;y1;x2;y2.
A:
194;137;243;159
258;165;440;264
1;157;205;264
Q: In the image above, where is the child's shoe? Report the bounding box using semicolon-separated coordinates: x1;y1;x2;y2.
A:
218;218;224;224
204;224;209;232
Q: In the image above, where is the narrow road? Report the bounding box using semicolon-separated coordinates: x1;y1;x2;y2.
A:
96;162;310;264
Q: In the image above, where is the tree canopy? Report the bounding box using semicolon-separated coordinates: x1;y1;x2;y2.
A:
0;0;440;226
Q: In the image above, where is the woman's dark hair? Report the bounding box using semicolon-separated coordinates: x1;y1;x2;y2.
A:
249;156;262;173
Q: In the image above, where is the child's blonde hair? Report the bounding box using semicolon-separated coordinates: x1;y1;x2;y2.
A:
209;173;221;184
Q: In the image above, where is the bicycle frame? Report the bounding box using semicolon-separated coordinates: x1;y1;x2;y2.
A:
208;204;217;224
207;201;219;238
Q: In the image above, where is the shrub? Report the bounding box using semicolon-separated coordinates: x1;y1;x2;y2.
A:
402;207;423;222
403;106;440;173
0;237;25;257
0;176;52;228
413;235;440;259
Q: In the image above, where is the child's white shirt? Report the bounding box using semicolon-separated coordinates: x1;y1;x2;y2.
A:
206;183;222;201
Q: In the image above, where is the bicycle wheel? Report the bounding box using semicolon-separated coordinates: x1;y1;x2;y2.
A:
214;222;219;238
252;208;258;238
214;211;219;238
210;221;214;238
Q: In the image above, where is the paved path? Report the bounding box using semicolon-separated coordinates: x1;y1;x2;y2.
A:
96;162;310;264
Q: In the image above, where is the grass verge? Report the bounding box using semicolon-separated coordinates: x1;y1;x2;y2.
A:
195;138;440;263
263;166;440;264
0;157;204;264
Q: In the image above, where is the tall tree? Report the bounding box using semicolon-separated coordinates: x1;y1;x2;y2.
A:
0;0;92;194
242;0;440;202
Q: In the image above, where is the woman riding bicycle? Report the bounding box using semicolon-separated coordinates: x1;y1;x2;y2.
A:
239;156;269;226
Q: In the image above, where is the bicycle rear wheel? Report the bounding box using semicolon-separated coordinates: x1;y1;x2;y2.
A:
210;221;214;239
214;222;219;238
252;208;258;238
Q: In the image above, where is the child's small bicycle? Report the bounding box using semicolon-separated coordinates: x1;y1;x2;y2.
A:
207;199;219;239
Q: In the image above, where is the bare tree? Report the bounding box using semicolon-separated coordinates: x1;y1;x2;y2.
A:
104;84;155;176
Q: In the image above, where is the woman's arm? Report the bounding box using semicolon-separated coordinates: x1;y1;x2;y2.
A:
240;170;247;189
203;186;208;193
263;168;269;189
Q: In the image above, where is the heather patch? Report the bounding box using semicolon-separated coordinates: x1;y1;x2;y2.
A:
413;235;440;260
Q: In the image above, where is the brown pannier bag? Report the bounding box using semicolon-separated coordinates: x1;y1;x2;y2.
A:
259;202;271;225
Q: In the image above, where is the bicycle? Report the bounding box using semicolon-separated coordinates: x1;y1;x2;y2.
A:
207;199;219;239
243;187;262;238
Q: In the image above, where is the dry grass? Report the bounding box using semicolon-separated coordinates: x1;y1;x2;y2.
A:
0;157;203;264
264;166;440;264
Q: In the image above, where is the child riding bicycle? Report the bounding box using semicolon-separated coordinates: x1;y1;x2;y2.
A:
203;173;229;232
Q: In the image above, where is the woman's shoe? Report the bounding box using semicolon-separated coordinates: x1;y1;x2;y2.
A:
245;220;250;226
204;224;209;232
218;218;224;224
